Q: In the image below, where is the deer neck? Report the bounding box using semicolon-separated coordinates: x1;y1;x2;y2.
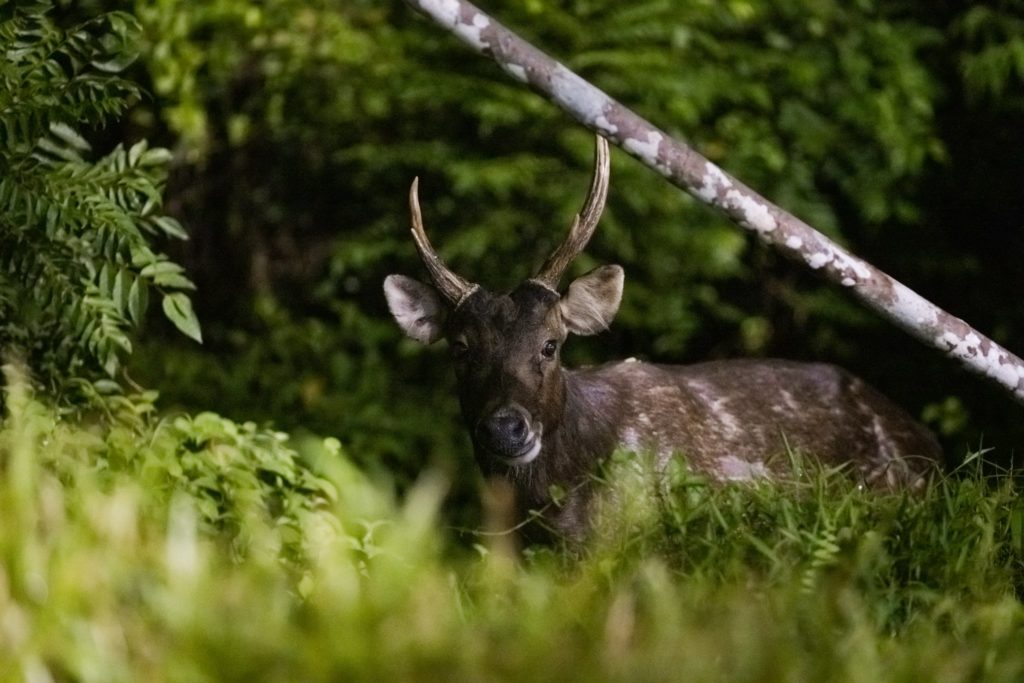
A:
498;368;622;508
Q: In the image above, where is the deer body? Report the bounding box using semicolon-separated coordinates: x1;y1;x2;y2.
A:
385;136;941;542
531;356;939;539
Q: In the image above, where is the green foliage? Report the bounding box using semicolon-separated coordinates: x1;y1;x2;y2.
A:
0;2;199;392
956;2;1024;100
139;295;468;488
2;373;1024;680
78;0;988;474
1;363;335;560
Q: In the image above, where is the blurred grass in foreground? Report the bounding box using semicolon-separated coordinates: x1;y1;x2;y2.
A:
1;367;1022;682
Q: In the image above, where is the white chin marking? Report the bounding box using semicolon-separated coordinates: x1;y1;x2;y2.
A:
501;436;542;466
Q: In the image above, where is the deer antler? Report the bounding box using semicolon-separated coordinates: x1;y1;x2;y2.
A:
409;177;477;305
533;135;610;290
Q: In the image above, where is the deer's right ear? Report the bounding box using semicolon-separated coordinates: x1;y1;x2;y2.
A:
383;274;447;344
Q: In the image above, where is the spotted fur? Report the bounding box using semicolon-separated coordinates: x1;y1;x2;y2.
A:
385;275;943;543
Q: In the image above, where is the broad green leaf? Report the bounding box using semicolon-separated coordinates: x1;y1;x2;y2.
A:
49;122;91;152
44;203;59;236
103;351;119;377
162;292;203;343
92;52;141;73
152;272;196;290
98;263;113;297
36;136;83;163
128;277;148;323
92;379;122;394
141;261;185;277
112;268;129;313
128;139;147;167
153;215;189;240
140;148;173;167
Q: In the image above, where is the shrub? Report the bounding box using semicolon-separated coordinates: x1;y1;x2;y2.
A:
0;2;199;398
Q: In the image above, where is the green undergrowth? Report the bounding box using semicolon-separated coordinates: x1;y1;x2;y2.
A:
1;373;1023;681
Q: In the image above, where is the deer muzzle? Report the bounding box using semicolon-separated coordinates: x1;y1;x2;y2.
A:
476;403;543;465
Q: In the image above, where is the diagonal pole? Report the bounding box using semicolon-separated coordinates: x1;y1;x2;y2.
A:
405;0;1024;406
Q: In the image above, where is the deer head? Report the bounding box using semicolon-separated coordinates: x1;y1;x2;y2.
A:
384;136;621;469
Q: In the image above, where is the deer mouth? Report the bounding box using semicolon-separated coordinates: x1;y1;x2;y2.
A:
476;405;543;466
498;432;543;466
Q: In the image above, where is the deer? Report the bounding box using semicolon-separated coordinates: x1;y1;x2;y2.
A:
383;135;942;543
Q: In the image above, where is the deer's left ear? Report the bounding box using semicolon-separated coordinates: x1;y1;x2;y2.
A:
384;274;448;344
559;265;624;336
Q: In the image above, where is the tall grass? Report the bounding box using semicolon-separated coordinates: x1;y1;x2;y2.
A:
0;372;1022;681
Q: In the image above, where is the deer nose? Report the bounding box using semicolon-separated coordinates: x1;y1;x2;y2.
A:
478;404;531;457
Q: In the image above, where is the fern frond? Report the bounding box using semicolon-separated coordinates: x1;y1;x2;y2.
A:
0;2;200;393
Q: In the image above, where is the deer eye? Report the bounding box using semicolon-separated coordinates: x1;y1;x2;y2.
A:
541;339;558;359
451;340;469;359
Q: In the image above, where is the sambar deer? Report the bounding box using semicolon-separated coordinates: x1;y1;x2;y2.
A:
384;136;942;542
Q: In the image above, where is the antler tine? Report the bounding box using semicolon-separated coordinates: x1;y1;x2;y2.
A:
534;135;611;289
409;177;476;305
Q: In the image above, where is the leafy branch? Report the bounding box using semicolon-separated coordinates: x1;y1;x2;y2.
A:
0;2;200;391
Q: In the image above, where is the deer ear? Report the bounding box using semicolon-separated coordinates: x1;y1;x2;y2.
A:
558;265;624;336
384;274;447;344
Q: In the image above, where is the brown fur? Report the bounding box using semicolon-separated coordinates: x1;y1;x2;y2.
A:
389;280;942;543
